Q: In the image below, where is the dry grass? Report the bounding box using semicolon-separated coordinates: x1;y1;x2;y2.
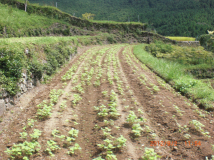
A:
166;36;196;41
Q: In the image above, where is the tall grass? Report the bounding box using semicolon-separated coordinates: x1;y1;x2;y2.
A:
166;36;196;41
0;3;68;31
134;44;214;110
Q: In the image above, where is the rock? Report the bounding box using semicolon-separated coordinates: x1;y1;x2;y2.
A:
27;81;33;89
16;92;21;99
2;91;8;98
5;103;12;111
4;98;9;104
20;83;27;93
22;73;27;78
0;99;5;117
69;54;73;60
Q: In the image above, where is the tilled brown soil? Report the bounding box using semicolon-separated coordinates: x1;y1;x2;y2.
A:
0;44;214;160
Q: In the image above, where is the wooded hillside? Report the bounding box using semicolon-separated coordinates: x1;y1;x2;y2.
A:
27;0;214;37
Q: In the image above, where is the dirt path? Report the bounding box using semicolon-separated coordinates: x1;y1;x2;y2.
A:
0;44;214;160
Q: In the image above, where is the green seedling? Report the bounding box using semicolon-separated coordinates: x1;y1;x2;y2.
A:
132;123;143;137
30;129;42;140
45;140;60;157
5;141;41;160
52;129;60;137
67;143;81;155
27;119;37;128
141;147;161;160
68;128;79;141
20;132;28;139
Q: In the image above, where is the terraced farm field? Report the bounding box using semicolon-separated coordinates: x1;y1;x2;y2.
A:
0;44;214;160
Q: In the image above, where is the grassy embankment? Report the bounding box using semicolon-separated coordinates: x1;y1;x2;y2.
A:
0;0;147;39
134;42;214;110
0;34;113;97
166;36;196;41
0;2;102;38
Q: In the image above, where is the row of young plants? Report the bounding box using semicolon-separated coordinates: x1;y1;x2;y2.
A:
126;46;200;136
121;46;164;159
134;44;214;110
123;45;214;159
3;47;97;159
4;87;64;159
92;45;160;159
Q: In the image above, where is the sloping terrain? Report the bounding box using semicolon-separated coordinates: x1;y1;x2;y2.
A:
0;44;214;160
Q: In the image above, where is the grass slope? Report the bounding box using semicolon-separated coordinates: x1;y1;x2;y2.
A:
0;3;72;37
134;44;214;110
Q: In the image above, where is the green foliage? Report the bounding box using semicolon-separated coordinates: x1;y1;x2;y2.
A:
199;34;214;52
82;12;95;20
0;47;25;95
141;147;161;160
24;0;214;37
45;140;60;157
68;128;79;141
0;2;74;38
20;132;28;139
29;129;42;140
67;143;81;155
174;78;197;93
5;141;41;160
27;119;37;128
134;44;214;110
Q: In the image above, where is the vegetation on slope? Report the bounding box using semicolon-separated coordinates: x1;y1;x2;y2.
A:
134;43;214;110
0;34;115;97
0;2;101;38
199;34;214;53
27;0;214;37
0;0;147;39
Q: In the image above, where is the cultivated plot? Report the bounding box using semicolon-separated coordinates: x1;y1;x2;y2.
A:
0;44;214;160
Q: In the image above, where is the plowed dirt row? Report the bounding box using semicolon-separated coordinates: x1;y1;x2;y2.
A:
0;44;214;160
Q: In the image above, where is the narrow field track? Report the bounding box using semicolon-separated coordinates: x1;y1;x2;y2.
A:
0;44;214;160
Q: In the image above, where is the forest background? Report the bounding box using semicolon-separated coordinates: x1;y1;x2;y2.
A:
27;0;214;38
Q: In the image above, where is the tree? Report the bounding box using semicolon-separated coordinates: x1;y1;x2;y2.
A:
25;0;27;12
82;13;95;20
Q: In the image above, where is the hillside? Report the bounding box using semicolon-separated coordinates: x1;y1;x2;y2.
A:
0;2;101;38
28;0;214;37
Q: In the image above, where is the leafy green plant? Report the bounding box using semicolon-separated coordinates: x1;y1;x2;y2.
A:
183;134;191;139
67;143;82;155
114;135;127;149
45;140;60;157
30;129;42;140
5;141;41;160
126;111;138;125
60;100;67;110
132;123;143;137
68;128;79;141
72;94;82;106
20;132;28;139
27;119;37;128
102;91;108;97
52;129;60;137
189;120;210;137
141;147;161;160
36;103;53;120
